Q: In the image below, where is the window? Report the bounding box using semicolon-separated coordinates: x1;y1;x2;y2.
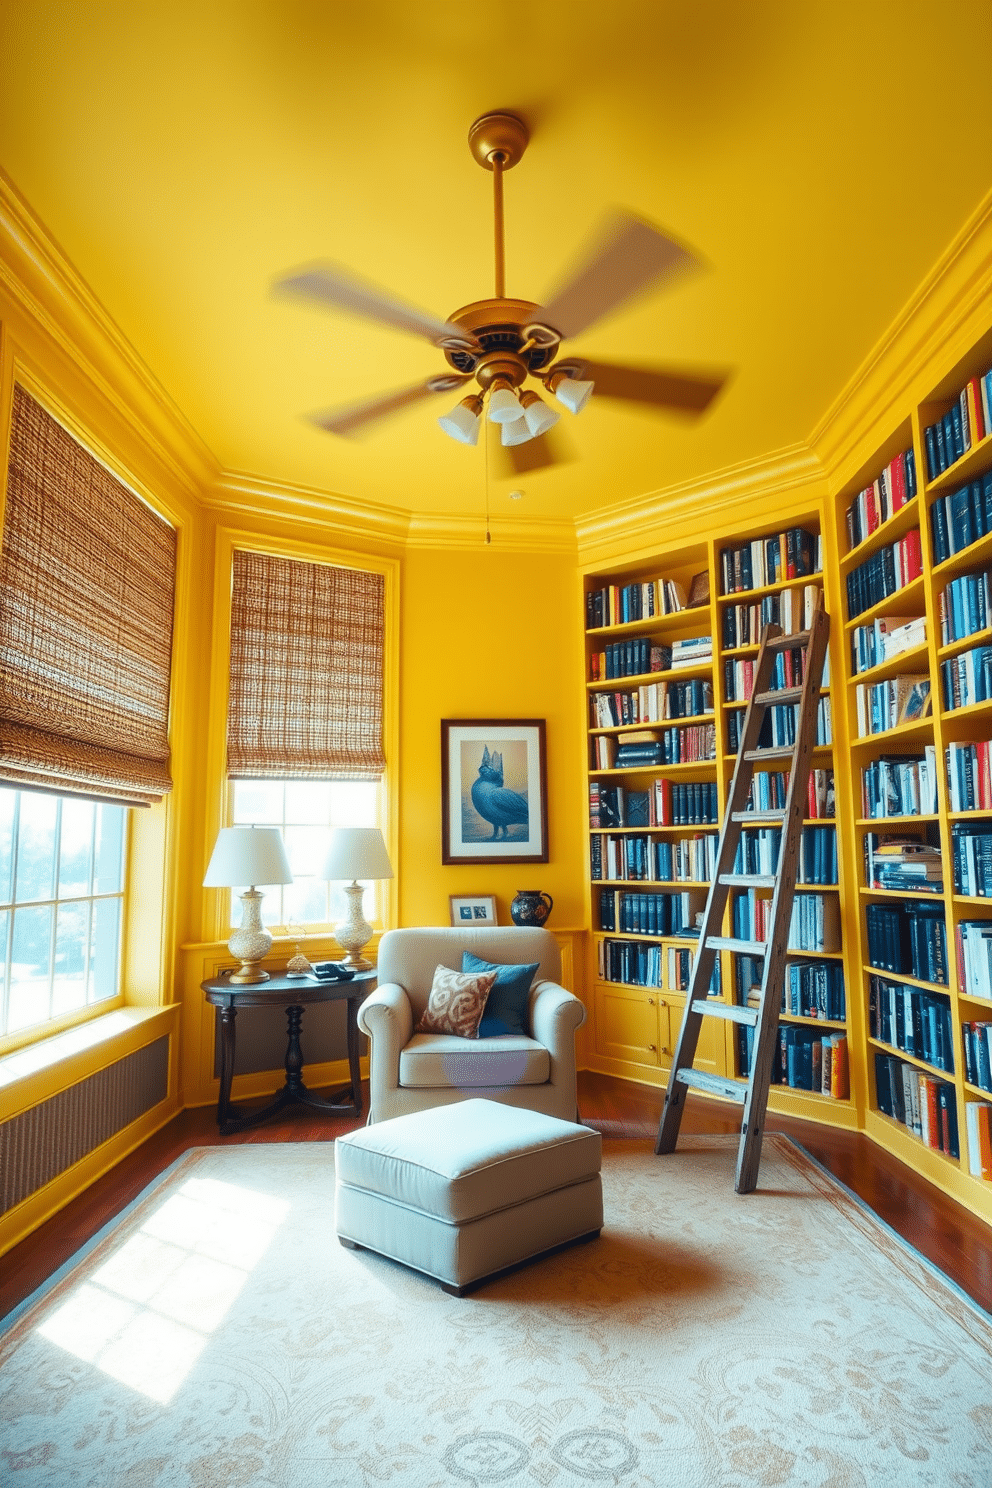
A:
229;779;379;929
0;786;126;1038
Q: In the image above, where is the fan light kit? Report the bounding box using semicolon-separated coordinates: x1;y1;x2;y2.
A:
275;112;726;463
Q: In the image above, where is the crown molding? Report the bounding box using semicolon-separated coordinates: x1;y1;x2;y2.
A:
206;469;412;550
809;186;992;490
405;509;578;554
0;169;219;502
575;445;827;567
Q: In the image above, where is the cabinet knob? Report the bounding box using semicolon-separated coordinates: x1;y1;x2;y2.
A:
648;1043;657;1052
647;997;655;1005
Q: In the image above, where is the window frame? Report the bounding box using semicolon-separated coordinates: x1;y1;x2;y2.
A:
0;360;194;1058
204;528;399;946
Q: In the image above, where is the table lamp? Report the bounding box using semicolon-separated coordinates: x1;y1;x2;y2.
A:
321;826;393;969
204;826;294;984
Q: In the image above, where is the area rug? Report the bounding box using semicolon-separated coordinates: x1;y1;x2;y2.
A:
2;1136;990;1488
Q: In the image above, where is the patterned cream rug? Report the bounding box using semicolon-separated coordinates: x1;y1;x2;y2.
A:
1;1135;990;1487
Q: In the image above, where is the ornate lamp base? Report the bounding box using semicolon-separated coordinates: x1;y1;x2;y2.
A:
228;888;273;984
336;881;374;969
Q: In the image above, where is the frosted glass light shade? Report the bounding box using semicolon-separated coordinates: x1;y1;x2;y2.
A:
551;374;594;414
519;390;560;437
487;385;522;424
203;827;293;888
322;826;394;883
501;416;533;446
438;395;483;445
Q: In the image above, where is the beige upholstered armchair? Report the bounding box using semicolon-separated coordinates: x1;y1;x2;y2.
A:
357;926;585;1124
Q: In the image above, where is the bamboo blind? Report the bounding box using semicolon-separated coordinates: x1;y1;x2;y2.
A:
0;386;176;807
227;549;385;780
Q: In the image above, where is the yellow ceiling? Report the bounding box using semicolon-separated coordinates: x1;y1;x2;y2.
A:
2;2;991;524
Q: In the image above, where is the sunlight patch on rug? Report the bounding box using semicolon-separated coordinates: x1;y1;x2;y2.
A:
1;1136;990;1487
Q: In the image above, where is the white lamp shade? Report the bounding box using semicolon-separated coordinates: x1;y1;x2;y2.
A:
203;827;293;887
487;385;522;424
438;398;482;445
520;392;560;438
322;826;394;882
501;416;533;447
553;376;594;414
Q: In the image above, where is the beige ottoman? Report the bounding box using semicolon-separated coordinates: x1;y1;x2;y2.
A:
334;1098;603;1296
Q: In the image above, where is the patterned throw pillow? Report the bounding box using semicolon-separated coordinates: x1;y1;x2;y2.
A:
415;964;498;1039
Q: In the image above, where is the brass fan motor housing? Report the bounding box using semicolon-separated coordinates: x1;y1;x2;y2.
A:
442;299;560;378
468;112;529;171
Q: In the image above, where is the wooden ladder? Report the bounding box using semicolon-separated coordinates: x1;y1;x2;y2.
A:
655;593;831;1193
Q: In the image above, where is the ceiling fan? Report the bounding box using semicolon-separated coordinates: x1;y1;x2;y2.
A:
274;112;725;465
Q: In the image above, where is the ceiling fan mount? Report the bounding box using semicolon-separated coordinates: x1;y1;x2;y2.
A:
274;109;727;456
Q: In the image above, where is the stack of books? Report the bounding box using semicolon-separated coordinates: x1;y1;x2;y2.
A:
851;614;926;673
941;644;992;710
869;975;954;1070
874;1054;959;1156
946;739;992;810
669;634;713;670
854;674;931;736
865;899;948;983
929;473;992;564
939;569;992;645
589;638;671;680
957;923;992;999
846;530;923;619
719;528;819;594
861;749;937;818
864;834;943;893
951;823;992;896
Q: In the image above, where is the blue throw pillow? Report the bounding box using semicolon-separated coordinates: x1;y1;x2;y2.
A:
462;953;539;1038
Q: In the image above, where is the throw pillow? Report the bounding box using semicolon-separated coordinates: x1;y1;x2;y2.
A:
462;953;539;1037
415;964;497;1039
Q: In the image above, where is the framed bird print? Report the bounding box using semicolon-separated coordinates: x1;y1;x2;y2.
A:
441;719;548;865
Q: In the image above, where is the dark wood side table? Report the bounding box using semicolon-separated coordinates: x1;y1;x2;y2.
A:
202;968;377;1134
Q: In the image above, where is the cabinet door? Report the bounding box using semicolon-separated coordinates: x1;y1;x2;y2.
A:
595;984;670;1068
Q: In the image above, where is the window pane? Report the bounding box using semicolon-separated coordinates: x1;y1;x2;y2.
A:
0;908;7;1025
285;781;331;823
89;897;121;1004
232;781;284;824
53;900;90;1015
284;878;327;926
94;806;125;895
0;789;15;902
284;825;326;879
329;781;376;826
58;798;95;898
14;793;57;903
8;904;53;1031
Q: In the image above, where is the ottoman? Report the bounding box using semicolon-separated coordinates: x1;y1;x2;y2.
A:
334;1098;603;1295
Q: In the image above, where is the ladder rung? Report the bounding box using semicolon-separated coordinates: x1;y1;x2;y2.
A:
719;873;776;888
754;687;804;706
707;936;766;956
731;809;786;823
743;747;794;762
675;1068;748;1104
690;999;759;1026
766;630;811;652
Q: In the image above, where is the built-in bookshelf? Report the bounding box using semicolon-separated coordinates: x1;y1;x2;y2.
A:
581;319;992;1218
583;522;853;1118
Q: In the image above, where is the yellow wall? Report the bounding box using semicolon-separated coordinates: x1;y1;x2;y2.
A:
398;545;586;931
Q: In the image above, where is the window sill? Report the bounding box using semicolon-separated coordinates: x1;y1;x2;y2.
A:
0;1005;177;1120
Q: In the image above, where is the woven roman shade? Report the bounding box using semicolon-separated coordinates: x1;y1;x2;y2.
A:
227;549;385;780
0;386;176;807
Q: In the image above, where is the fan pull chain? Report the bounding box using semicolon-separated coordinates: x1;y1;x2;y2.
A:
484;409;492;544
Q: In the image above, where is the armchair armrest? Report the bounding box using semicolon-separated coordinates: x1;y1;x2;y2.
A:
529;980;585;1056
358;982;415;1121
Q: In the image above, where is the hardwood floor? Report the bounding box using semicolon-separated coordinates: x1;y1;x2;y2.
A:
2;1070;990;1319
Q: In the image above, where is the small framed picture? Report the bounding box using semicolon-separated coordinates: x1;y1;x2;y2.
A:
450;894;498;927
441;718;549;865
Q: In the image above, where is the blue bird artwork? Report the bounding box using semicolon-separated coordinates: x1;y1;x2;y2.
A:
468;745;529;841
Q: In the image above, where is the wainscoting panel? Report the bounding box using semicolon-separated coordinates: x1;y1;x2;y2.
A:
0;1035;169;1217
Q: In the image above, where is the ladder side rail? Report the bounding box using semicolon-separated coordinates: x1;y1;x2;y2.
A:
735;601;831;1192
655;622;783;1154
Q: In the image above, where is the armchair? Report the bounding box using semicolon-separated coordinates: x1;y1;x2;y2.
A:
357;926;585;1124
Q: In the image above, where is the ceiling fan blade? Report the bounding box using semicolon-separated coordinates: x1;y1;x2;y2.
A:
537;212;698;341
275;263;479;350
308;374;470;437
560;358;727;414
